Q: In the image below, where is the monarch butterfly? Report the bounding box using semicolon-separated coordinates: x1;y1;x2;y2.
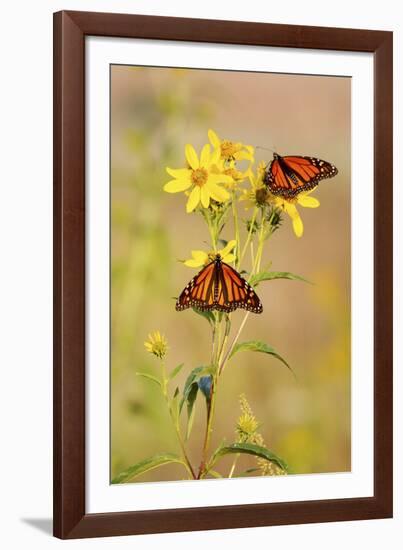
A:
264;153;338;198
176;254;263;314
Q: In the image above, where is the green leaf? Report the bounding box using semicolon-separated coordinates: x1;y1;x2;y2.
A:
249;270;311;287
170;386;180;425
180;366;204;412
169;363;184;381
180;365;214;412
136;372;161;387
111;453;186;484
186;383;199;440
199;365;216;377
211;442;288;472
229;340;295;378
192;308;215;325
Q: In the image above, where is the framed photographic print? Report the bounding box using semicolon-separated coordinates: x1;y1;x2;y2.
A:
53;10;393;539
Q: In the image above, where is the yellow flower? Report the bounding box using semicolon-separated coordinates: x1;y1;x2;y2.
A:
164;144;232;212
209;158;248;191
236;394;259;442
270;190;320;238
184;240;237;268
222;164;249;189
144;331;168;359
239;161;268;209
208;129;254;163
236;394;287;476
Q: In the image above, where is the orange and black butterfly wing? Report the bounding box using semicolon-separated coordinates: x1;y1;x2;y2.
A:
175;261;216;311
264;154;338;198
215;262;263;314
176;259;262;314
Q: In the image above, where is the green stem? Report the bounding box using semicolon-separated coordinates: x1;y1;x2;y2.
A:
225;216;274;474
199;371;217;478
160;361;196;479
198;198;268;478
219;213;267;376
199;310;224;479
211;314;218;363
206;210;217;251
217;315;231;367
218;311;250;375
198;208;224;477
228;454;240;478
174;421;197;479
249;211;266;279
239;207;258;265
232;193;241;268
250;241;255;267
216;314;223;362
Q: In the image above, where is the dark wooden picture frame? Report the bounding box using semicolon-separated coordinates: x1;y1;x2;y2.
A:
53;10;393;539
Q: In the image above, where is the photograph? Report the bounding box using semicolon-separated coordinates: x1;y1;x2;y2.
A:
0;2;396;546
110;65;351;484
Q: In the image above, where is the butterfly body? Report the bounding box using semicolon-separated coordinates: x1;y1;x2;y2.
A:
176;255;262;314
264;153;338;198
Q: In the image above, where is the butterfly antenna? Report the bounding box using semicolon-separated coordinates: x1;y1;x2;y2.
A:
256;145;278;155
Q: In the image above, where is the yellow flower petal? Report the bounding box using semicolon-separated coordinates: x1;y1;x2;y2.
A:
245;168;255;185
284;202;297;218
298;195;320;208
186;186;201;212
292;216;303;237
208;129;221;148
222;253;235;263
286;204;303;237
220;239;237;257
200;185;210;208
185;144;199;170
184;249;208;267
184;259;202;267
193;250;208;262
208;173;233;185
210;147;221;167
200;144;211;167
164;178;192;193
207;182;230;203
166;167;191;179
235;150;254;161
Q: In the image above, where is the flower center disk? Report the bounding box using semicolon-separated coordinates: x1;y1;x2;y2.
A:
191;167;208;187
220;140;239;159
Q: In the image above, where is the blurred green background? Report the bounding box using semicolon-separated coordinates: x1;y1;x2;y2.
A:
110;65;351;482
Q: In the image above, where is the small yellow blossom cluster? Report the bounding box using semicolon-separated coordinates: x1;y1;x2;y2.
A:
236;394;287;477
236;393;260;442
164;129;321;238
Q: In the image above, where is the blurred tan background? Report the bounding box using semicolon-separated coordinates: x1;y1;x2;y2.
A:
110;65;351;481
